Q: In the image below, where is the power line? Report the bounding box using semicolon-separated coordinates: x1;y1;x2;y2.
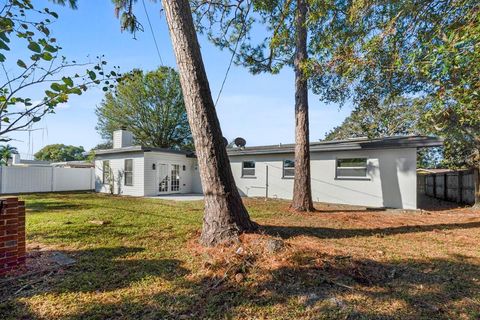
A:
214;2;252;107
141;0;164;66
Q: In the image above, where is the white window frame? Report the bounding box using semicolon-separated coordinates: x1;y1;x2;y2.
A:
282;160;295;178
241;161;256;178
124;159;134;186
335;158;369;180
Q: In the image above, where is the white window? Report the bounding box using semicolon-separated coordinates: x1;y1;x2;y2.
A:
124;159;133;186
283;160;295;178
102;161;110;184
336;158;368;178
242;161;255;177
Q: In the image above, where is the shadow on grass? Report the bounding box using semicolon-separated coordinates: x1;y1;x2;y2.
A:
261;221;480;239
26;201;91;213
2;246;480;319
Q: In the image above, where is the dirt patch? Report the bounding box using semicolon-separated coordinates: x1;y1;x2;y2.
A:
0;243;76;302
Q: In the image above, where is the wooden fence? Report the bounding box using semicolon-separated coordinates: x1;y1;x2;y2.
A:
421;169;477;204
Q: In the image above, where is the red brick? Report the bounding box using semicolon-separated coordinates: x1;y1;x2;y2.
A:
0;246;17;253
5;219;17;226
0;235;17;242
0;256;18;264
5;251;17;257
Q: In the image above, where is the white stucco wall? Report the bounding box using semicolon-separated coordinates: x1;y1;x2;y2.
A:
229;148;418;209
95;147;418;209
95;152;145;196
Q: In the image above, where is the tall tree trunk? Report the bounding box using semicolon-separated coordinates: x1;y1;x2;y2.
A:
474;167;480;209
161;0;257;246
291;0;314;212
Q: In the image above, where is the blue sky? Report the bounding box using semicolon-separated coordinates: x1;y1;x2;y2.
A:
8;0;352;158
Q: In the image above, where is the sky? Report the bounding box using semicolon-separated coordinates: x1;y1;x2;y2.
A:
6;0;353;159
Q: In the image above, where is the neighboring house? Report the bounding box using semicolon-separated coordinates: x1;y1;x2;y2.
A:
51;161;94;168
94;129;442;209
9;154;52;167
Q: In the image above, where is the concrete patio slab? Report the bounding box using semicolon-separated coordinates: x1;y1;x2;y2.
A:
148;194;204;201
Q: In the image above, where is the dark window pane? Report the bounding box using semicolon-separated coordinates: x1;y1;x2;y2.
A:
337;158;367;168
284;160;295;168
243;161;255;169
283;168;295;177
125;159;133;171
125;172;133;186
242;161;255;177
283;160;295;177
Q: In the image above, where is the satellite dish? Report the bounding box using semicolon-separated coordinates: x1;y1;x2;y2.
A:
234;137;246;148
222;137;229;147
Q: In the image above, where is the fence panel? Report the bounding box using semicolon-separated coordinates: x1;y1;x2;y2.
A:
462;171;475;204
53;167;94;191
0;166;94;194
420;169;476;205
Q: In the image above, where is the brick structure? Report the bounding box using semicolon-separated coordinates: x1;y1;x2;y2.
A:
0;197;26;276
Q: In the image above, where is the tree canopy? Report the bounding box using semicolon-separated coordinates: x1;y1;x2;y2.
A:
307;0;479;169
0;144;18;165
96;67;193;150
34;144;86;162
0;0;118;141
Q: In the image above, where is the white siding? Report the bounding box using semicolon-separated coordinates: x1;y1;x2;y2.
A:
0;167;94;194
95;153;145;196
230;148;418;209
143;152;197;196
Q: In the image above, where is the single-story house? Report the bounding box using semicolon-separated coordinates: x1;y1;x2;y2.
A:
94;129;442;209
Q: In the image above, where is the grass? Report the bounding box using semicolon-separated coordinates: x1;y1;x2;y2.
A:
1;192;480;319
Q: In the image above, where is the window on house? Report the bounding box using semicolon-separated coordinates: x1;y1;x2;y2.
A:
283;160;295;178
124;159;133;186
242;161;255;177
102;161;110;184
336;158;368;178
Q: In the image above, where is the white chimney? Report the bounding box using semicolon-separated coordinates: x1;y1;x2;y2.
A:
113;128;133;149
11;153;20;165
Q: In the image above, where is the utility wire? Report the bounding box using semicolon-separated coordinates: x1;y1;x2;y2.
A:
141;0;164;66
214;2;252;107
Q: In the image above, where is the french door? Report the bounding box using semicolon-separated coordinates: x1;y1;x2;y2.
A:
157;163;181;194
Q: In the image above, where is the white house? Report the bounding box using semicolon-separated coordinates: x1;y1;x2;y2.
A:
94;129;442;209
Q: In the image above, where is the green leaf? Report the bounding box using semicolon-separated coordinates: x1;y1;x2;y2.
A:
0;53;5;62
28;41;41;53
32;117;41;122
0;40;10;51
42;52;53;61
51;83;62;92
16;59;27;68
0;33;9;43
88;71;97;80
62;77;73;87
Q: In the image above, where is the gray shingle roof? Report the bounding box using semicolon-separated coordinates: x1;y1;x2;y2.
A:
227;135;443;156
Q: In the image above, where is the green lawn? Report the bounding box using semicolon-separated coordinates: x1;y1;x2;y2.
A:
1;193;480;319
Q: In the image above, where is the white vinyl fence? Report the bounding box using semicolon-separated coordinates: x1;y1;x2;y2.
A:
0;166;95;194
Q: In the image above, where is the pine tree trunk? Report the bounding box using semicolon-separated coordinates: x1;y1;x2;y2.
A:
161;0;257;246
291;0;314;212
474;167;480;209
